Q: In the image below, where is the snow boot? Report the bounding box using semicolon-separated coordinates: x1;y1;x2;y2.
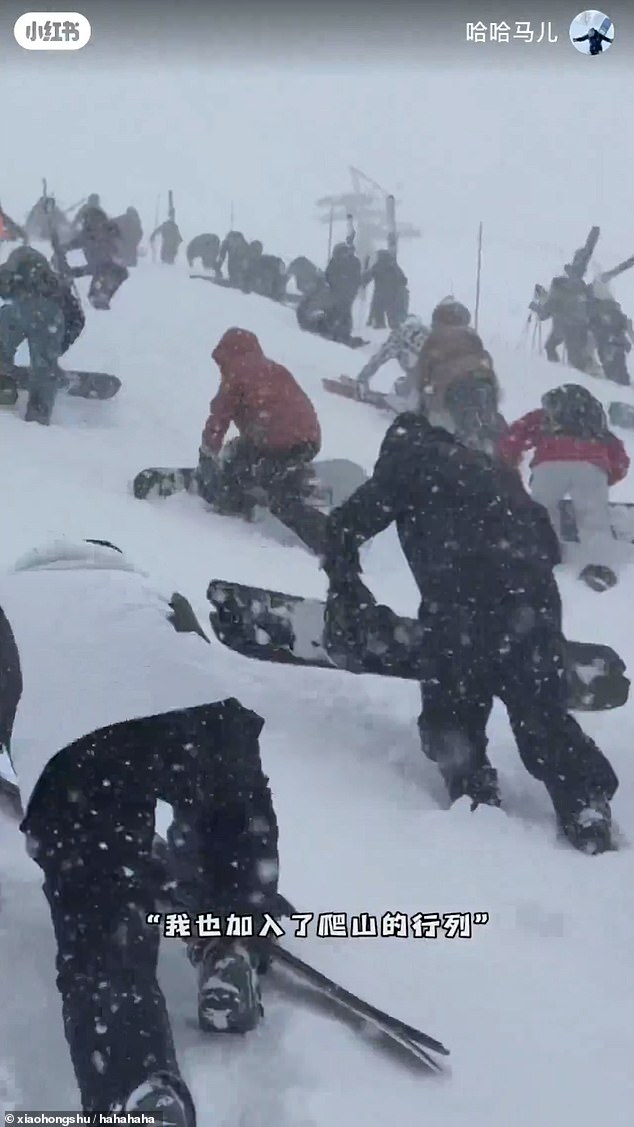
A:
189;937;263;1034
579;564;618;592
124;1072;196;1127
24;389;53;425
557;792;614;855
464;763;502;811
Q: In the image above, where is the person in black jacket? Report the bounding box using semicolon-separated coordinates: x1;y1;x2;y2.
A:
150;218;182;265
186;233;221;272
573;26;613;54
64;206;129;310
0;246;84;423
362;249;409;329
112;207;143;267
323;242;362;341
321;411;618;854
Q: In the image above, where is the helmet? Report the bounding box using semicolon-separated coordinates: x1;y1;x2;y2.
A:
250;240;263;254
431;298;470;327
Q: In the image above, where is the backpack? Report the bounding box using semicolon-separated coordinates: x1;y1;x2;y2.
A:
541;385;607;439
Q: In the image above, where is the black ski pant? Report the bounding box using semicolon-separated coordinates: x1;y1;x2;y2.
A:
201;438;327;554
546;322;591;371
597;343;630;385
71;260;129;306
20;700;279;1112
367;288;409;330
416;568;618;816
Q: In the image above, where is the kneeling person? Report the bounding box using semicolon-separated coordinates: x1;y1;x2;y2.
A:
0;539;282;1123
198;327;326;553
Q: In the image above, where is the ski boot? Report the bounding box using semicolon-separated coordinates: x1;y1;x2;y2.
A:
124;1073;196;1127
188;936;263;1034
557;792;613;855
579;564;618;592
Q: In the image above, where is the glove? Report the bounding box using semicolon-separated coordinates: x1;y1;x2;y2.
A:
355;378;370;401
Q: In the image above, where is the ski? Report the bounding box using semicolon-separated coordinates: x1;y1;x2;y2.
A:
600;255;634;285
12;365;121;401
206;580;630;712
270;943;449;1069
568;226;600;279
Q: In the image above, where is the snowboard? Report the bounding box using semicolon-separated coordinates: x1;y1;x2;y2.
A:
323;375;393;411
190;273;235;288
608;401;634;430
559;499;634;545
12;365;121;400
206;580;630;712
133;458;368;509
0;767;448;1070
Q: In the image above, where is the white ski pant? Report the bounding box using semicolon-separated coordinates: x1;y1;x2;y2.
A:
530;460;616;571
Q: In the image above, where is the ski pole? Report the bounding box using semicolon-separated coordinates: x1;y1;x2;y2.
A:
474;221;483;331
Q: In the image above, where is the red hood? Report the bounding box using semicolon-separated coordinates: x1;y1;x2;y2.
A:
212;327;263;370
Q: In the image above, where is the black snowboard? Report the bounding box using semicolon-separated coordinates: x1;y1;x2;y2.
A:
559;498;634;544
608;401;634;430
13;365;121;400
207;580;630;713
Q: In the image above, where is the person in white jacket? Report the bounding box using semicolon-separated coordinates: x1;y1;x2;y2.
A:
0;539;283;1125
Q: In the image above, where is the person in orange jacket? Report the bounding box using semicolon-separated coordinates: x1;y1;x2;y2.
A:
498;384;630;589
197;326;326;552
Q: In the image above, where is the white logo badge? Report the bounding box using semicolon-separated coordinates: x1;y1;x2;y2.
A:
14;12;91;50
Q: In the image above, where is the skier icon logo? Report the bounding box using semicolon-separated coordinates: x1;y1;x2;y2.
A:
569;10;614;54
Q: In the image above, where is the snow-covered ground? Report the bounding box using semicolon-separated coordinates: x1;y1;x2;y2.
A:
1;260;634;1127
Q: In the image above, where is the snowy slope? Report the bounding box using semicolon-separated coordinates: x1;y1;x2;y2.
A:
1;262;634;1127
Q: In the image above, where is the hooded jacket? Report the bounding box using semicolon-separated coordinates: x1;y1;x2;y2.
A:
0;540;240;808
201;328;321;454
414;324;498;416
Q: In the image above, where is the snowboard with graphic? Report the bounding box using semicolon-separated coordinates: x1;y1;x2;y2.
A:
206;580;630;712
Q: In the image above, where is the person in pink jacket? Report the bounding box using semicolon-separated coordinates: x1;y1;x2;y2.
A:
498;384;630;589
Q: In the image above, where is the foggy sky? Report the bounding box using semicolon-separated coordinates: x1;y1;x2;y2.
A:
1;1;632;266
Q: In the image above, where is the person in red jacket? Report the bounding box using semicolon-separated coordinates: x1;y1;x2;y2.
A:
197;327;326;552
498;384;630;589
